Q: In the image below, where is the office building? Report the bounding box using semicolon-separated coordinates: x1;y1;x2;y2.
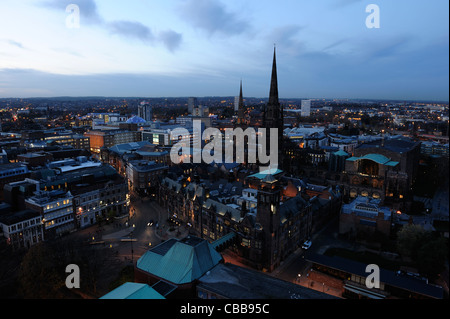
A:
301;100;311;117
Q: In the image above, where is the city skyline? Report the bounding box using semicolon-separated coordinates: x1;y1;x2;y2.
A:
0;0;449;101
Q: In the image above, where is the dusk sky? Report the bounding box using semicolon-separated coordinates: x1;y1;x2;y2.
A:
0;0;448;101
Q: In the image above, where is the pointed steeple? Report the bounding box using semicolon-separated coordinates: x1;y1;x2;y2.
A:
239;79;244;110
268;46;279;107
262;46;284;171
237;79;245;126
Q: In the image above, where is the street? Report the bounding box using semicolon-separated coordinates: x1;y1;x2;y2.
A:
70;196;350;298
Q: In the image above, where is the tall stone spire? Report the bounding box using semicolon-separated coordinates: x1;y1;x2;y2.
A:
263;46;284;170
238;79;245;124
268;46;279;107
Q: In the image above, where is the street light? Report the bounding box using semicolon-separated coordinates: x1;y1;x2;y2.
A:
130;224;136;264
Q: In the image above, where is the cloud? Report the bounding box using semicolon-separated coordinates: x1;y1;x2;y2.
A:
332;0;364;9
40;0;103;24
7;40;25;49
106;21;183;52
40;0;182;52
267;25;307;57
107;21;154;43
178;0;249;36
158;30;183;52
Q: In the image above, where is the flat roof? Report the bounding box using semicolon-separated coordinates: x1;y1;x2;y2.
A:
197;263;339;299
306;253;443;299
0;209;40;226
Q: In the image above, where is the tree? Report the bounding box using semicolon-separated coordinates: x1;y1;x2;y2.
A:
18;238;110;298
416;236;448;280
18;243;66;298
396;224;448;279
396;224;426;258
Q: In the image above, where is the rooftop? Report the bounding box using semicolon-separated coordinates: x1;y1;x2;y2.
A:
306;253;443;299
100;282;165;299
356;136;420;154
136;236;223;285
347;153;399;167
0;209;40;226
197;263;339;299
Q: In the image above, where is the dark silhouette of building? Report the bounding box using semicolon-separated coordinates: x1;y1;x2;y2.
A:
262;47;284;170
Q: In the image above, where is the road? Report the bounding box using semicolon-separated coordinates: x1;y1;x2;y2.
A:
268;215;359;288
72;192;174;264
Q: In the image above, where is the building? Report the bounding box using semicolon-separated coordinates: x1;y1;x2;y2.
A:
138;101;152;122
301;99;311;117
17;152;52;168
192;105;209;117
135;235;223;298
126;160;168;195
341;136;421;205
6;161;130;230
0;209;43;250
262;47;284;170
188;97;198;114
329;135;358;155
20;129;90;150
102;141;170;176
84;130;141;155
339;196;393;238
197;262;338;299
141;123;198;147
158;167;330;272
329;150;350;173
420;141;449;158
0;163;30;200
3;179;38;211
100;282;165;299
71;171;129;228
306;253;444;299
25;190;75;240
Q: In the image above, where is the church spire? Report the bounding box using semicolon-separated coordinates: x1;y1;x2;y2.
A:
268;46;279;107
237;79;245;125
239;79;244;109
262;46;284;170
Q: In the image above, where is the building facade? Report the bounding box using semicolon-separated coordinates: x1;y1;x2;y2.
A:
0;209;43;250
25;190;75;240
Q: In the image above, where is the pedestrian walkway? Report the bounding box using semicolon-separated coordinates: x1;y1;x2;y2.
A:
297;269;344;298
102;226;135;240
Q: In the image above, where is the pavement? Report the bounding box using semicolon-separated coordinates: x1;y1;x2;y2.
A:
97;201;190;244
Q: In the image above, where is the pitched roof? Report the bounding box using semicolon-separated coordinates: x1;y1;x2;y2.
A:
100;282;165;299
136;236;223;285
248;168;283;180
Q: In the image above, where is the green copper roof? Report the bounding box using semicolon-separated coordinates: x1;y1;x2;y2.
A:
346;153;399;167
136;236;223;285
248;168;283;180
100;282;165;299
334;150;349;157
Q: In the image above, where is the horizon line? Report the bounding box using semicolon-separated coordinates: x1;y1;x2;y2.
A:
0;96;448;103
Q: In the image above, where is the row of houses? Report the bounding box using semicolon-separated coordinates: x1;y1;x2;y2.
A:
0;156;130;250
